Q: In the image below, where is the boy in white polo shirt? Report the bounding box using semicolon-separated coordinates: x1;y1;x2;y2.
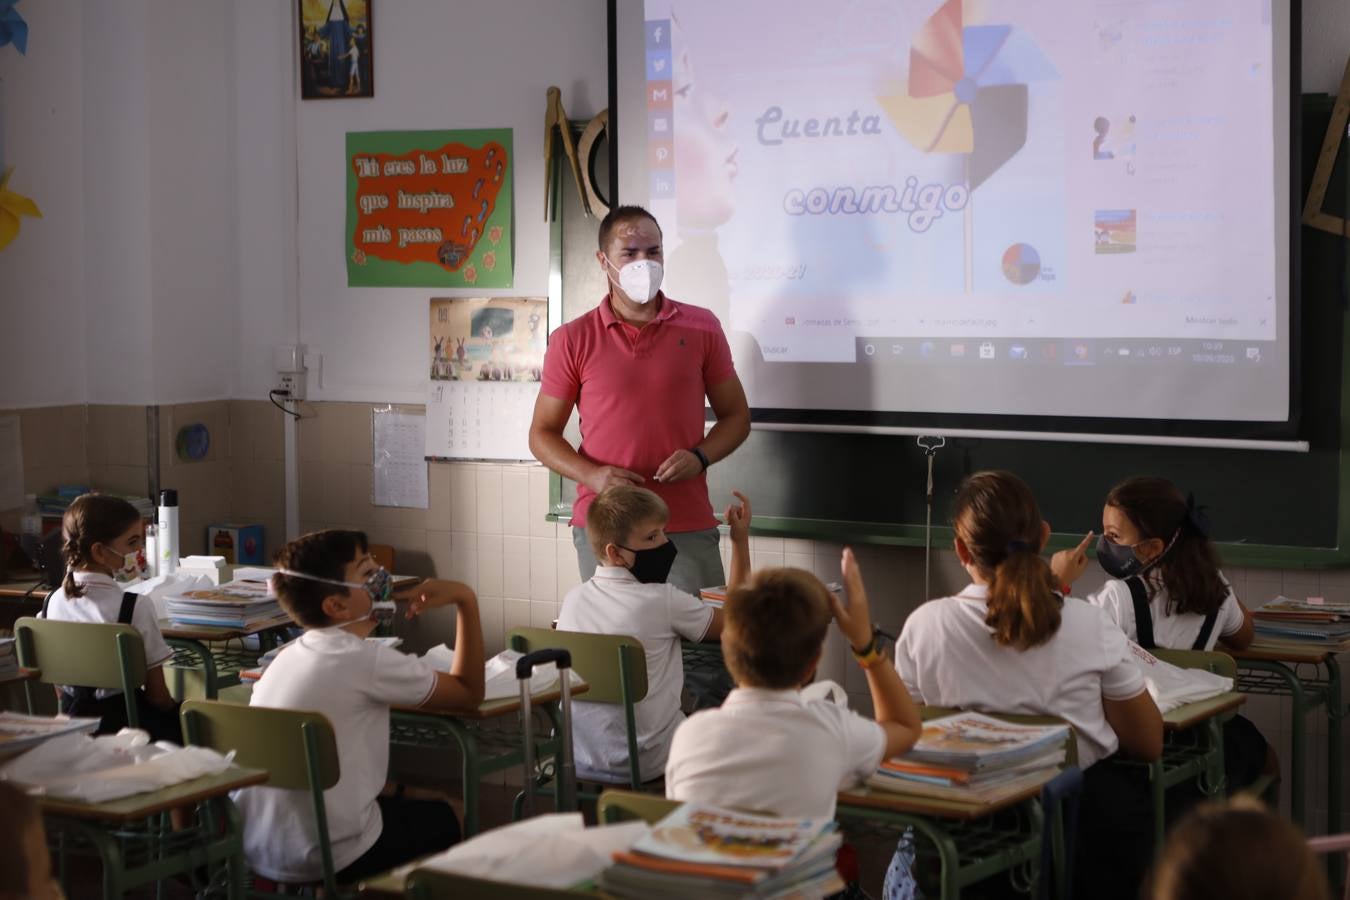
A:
556;484;750;783
233;530;486;887
665;549;923;819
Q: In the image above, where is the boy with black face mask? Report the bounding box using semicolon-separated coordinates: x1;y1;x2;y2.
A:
556;484;750;784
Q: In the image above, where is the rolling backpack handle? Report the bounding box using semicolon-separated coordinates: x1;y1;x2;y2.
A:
518;648;575;816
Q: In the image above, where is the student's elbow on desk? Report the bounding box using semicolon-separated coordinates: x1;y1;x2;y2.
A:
880;720;921;760
1222;605;1256;650
422;670;485;711
1105;690;1164;762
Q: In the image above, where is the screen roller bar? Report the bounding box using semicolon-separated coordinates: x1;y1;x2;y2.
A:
747;421;1310;453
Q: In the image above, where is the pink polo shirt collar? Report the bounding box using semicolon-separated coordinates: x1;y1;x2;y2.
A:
596;292;682;328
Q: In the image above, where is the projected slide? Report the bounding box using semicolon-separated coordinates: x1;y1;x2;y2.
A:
620;0;1289;423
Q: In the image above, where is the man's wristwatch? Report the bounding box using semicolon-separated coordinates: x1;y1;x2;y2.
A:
690;447;710;471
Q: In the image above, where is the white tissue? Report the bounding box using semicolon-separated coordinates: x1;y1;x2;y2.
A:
1;732;234;803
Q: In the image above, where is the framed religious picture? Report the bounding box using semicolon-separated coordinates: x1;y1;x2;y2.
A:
298;0;373;100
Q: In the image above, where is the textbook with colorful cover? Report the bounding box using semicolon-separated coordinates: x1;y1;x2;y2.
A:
599;805;843;898
900;712;1069;771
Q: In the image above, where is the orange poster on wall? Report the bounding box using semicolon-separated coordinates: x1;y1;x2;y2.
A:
346;129;513;287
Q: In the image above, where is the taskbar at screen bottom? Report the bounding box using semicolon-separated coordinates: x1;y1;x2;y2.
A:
851;337;1275;367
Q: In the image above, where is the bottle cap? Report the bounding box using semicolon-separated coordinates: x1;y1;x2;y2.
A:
159;489;178;507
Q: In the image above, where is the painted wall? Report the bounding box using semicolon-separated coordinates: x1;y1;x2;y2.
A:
0;0;1344;406
281;0;608;404
0;0;240;408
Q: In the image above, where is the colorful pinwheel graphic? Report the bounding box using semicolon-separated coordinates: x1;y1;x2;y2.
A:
878;0;1057;190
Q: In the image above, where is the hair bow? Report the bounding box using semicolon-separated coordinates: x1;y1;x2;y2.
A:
1183;492;1211;538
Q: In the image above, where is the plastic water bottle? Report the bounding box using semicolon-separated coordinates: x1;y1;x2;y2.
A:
19;494;42;568
144;522;159;578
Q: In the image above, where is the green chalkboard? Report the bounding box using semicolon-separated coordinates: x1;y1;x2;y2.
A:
548;96;1350;566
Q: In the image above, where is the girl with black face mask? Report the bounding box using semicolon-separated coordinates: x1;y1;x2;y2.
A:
1071;476;1276;795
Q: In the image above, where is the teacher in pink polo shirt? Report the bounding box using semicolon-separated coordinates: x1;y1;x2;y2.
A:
529;205;752;594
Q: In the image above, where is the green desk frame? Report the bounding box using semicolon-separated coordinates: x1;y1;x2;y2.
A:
389;696;571;838
40;766;266;899
836;794;1048;900
1234;653;1343;834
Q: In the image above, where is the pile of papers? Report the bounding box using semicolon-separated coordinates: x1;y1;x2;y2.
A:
1252;596;1350;652
600;805;843;899
0;712;101;759
164;577;284;628
1128;643;1233;713
423;647;584;701
394;813;648;889
868;712;1067;804
0;637;17;679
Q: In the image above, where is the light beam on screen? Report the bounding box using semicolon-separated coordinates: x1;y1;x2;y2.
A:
615;0;1292;431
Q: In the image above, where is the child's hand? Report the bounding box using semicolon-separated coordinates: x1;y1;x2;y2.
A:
397;579;478;618
724;490;752;544
831;548;875;652
1050;532;1094;589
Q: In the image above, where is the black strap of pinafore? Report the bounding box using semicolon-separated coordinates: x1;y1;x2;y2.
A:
41;588;137;623
1129;576;1218;650
59;592;139;709
1127;576;1156;650
1191;608;1219;651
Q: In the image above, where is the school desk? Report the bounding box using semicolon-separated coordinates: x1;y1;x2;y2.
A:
160;613;294;701
36;764;268;899
389;680;589;839
0;665;39;686
835;707;1072;900
359;865;598;897
1129;691;1246;847
1232;645;1345;887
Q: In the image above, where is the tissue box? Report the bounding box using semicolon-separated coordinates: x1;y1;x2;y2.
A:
207;524;264;564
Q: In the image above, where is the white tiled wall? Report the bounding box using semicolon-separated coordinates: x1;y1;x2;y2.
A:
295;401;1350;834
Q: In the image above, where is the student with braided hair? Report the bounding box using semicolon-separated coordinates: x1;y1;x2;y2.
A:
42;493;181;741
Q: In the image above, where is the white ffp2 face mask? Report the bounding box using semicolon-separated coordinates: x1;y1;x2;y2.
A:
606;257;663;304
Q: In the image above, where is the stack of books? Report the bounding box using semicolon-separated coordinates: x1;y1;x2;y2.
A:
165;578;285;629
599;805;843;898
867;712;1068;804
1252;596;1350;652
0;637;17;679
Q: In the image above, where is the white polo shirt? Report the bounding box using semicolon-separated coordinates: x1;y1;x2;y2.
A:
1085;574;1245;651
894;585;1147;768
665;687;886;819
555;565;714;782
44;572;173;698
233;625;438;882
